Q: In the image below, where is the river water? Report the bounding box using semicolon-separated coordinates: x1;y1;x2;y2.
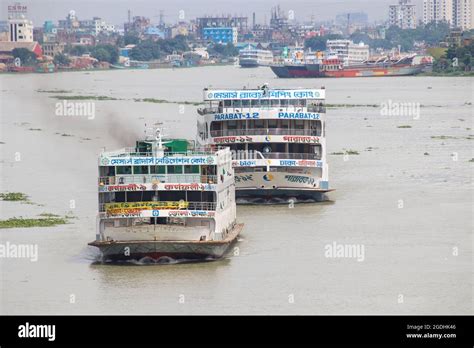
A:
0;66;472;314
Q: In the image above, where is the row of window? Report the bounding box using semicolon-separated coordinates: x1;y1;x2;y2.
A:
214;99;324;108
211;119;321;130
105;165;203;176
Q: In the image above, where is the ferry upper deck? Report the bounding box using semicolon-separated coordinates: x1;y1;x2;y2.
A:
198;87;326;116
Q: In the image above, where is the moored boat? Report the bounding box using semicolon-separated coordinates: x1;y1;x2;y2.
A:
270;55;425;78
239;45;274;68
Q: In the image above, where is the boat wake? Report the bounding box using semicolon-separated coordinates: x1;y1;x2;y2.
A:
236;196;323;205
92;256;217;266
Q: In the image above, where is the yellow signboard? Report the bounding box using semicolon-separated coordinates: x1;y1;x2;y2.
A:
105;201;189;213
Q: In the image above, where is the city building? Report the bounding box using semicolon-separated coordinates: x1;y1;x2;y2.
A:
0;41;42;57
389;0;417;29
326;39;370;66
270;5;288;30
58;10;80;31
0;21;10;41
124;16;150;35
42;42;66;57
423;0;453;25
423;0;473;29
203;27;238;44
8;16;33;42
87;17;115;35
196;15;247;38
452;0;474;30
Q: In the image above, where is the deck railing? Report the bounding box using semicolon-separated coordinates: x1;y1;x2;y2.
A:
101;149;215;158
99;174;218;185
232;151;320;160
210;128;321;137
99;201;217;213
261;152;320;160
198;105;326;115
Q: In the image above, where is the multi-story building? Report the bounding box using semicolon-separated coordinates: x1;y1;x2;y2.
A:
452;0;474;30
8;16;33;42
202;27;238;45
124;16;150;35
423;0;453;25
91;17;115;35
42;42;66;57
389;0;417;29
423;0;473;29
196;16;247;38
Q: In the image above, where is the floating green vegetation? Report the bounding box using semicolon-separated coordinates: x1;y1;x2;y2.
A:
140;98;167;103
469;158;474;162
330;149;360;155
431;135;458;140
326;103;379;108
136;98;202;106
65;214;78;219
0;217;68;229
50;95;120;101
0;192;29;201
397;125;412;128
38;213;61;218
466;135;474;140
37;89;72;93
28;128;42;131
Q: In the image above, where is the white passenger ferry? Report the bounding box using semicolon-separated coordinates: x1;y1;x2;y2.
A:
197;85;331;202
239;45;274;67
89;128;242;262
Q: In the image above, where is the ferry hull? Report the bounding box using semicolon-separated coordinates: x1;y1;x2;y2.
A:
236;188;329;202
270;64;424;78
89;224;243;262
239;59;260;68
234;171;330;202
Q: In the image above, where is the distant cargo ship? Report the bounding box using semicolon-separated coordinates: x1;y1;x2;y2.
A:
270;55;426;78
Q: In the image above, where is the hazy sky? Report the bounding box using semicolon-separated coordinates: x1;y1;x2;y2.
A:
1;0;424;26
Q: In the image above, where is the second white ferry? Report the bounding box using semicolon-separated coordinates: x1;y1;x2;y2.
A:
238;45;274;68
197;85;331;202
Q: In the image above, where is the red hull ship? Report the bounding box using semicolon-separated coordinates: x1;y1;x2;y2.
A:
271;55;427;78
